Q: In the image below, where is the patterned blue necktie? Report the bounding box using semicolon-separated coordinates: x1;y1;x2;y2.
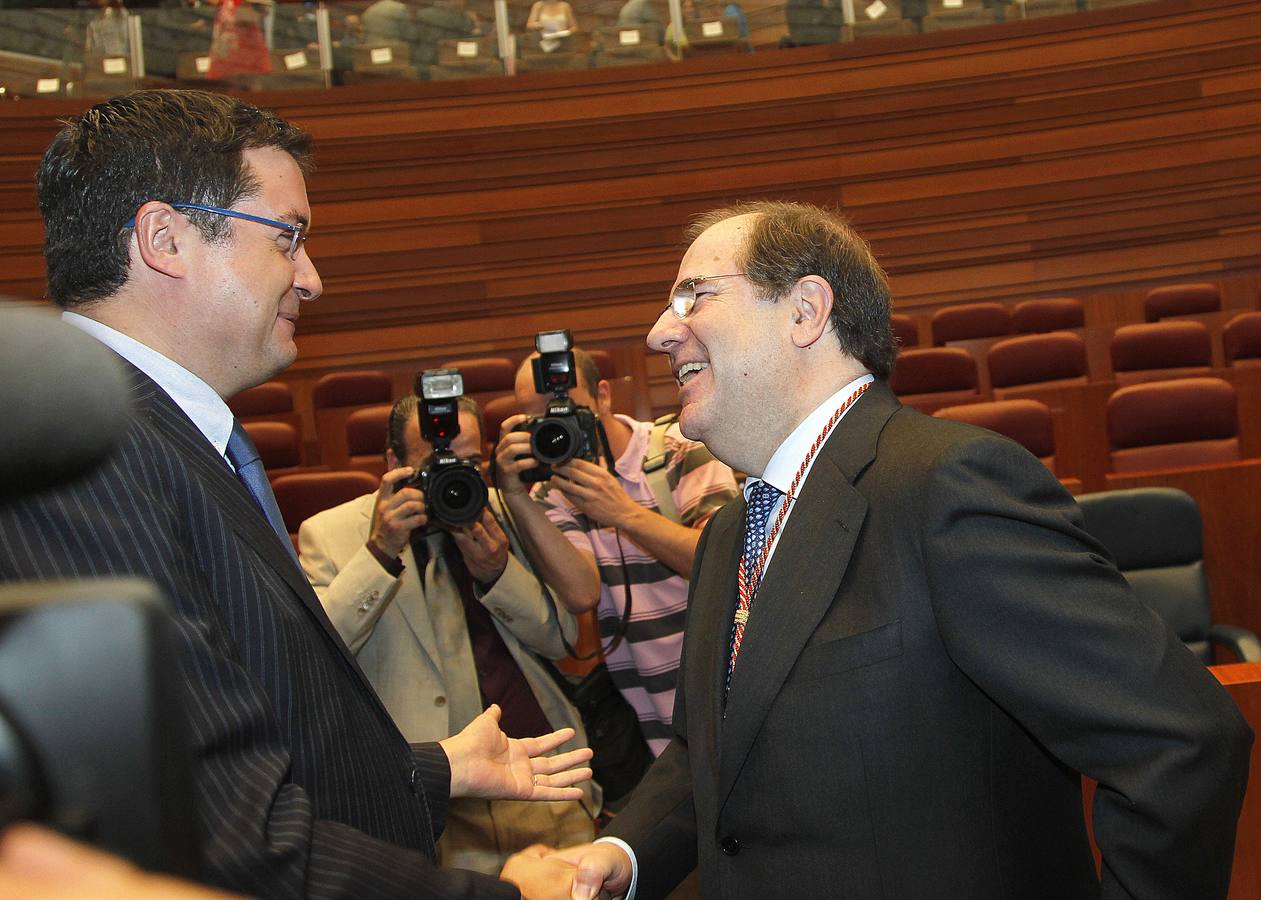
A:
727;479;783;694
225;420;301;567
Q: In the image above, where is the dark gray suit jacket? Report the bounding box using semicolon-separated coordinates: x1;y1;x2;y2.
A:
0;362;516;899
608;381;1251;899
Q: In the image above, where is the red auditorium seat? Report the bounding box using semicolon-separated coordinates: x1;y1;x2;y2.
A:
987;331;1089;399
930;302;1012;345
1106;377;1240;474
1223;311;1261;368
889;347;982;413
1109;321;1212;386
345;404;392;478
243;420;303;475
482;394;520;452
312;370;392;409
312;370;393;468
438;357;517;394
1011;297;1085;334
229;381;294;417
891;313;919;349
934;399;1060;474
1143;283;1221;322
273;470;381;545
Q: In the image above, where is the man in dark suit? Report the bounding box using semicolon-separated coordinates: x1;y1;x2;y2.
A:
556;200;1252;899
0;89;590;899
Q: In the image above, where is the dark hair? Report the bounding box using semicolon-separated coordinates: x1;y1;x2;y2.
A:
686;200;896;379
387;394;484;462
37;89;313;308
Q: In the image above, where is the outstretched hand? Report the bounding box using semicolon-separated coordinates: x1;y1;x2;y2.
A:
439;704;593;801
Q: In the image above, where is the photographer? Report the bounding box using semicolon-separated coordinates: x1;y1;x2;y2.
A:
299;392;599;876
495;346;739;758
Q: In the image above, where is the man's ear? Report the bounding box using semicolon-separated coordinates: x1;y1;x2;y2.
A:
385;448;402;471
132;201;190;280
596;378;614;416
790;276;835;349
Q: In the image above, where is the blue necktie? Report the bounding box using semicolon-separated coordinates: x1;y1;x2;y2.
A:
727;479;782;693
225;420;301;567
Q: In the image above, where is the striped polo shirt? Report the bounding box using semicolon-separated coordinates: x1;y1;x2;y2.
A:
534;414;739;755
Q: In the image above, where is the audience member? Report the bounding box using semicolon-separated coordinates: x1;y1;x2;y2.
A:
362;0;416;45
299;394;599;875
494;348;739;760
207;0;272;82
616;0;662;30
783;0;841;46
554;200;1252;899
526;0;578;52
0;89;589;899
414;0;482;72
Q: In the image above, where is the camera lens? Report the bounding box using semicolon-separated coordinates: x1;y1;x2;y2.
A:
531;418;578;465
427;465;487;528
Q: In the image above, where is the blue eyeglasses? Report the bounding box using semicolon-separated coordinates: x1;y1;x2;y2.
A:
124;202;308;260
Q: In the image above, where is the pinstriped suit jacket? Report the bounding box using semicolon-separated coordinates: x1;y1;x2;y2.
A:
0;361;517;899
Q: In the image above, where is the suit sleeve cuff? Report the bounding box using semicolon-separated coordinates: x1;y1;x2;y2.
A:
411;742;451;841
594;836;637;900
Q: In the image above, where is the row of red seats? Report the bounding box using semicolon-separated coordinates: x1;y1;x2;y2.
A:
889;310;1261;411
934;376;1247;486
894;282;1236;349
230;350;620;475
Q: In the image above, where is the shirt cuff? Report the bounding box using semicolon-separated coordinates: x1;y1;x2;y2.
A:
593;836;637;900
365;539;404;577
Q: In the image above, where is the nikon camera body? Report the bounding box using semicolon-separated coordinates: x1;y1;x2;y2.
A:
408;368;488;528
514;330;601;483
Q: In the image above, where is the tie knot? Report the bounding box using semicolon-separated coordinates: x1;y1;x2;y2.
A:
226;420;260;470
744;480;782;535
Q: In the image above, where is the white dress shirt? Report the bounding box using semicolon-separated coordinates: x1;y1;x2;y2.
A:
62;311;235;460
604;371;875;899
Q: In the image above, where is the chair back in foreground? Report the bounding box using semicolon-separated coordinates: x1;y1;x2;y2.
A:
1106;377;1240;474
1075;487;1261;663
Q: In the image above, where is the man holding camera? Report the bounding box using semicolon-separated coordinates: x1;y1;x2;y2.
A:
300;391;599;876
495;344;739;759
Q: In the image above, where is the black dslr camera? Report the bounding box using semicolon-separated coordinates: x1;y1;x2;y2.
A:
408;368;488;528
514;330;601;483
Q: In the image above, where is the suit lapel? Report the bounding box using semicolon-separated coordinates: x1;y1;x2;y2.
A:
365;499;444;671
127;365;387;702
690;509;742;764
714;383;900;814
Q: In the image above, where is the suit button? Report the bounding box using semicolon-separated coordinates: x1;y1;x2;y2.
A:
720;836;740;856
409;767;419;794
434;695;447;707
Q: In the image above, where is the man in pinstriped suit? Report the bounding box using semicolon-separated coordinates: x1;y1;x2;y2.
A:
0;89;588;898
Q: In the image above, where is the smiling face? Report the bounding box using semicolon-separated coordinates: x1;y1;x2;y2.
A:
190;146;322;397
647;213;795;473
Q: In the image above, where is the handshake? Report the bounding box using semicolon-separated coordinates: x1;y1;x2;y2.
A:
500;841;633;900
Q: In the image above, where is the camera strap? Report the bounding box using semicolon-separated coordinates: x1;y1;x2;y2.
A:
641;413;679;524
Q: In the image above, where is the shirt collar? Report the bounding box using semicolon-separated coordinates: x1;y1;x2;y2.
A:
612;414;650;481
62;311;236;457
745;373;875;501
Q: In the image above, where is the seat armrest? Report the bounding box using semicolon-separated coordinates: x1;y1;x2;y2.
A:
1207;624;1261;663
